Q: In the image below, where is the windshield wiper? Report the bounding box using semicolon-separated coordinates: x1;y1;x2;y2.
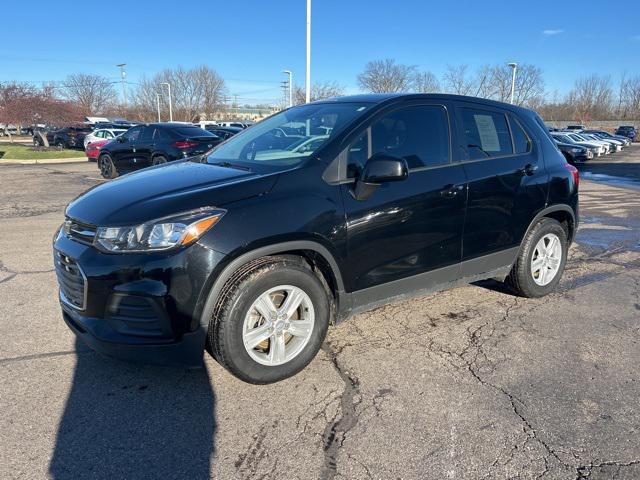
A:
208;161;251;171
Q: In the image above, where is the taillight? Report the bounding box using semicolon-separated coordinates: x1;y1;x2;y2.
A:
174;140;198;149
563;163;579;187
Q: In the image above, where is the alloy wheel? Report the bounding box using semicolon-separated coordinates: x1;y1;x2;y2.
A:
531;233;562;286
242;285;315;366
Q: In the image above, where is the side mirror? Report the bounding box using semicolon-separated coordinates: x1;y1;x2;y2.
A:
117;136;126;143
353;154;408;201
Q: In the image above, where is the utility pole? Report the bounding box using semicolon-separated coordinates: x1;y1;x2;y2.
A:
156;93;162;122
305;0;311;103
116;63;127;106
508;62;518;104
283;70;293;107
161;82;173;121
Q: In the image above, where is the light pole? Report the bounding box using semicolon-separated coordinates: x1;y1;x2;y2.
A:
116;63;127;106
508;62;518;104
156;93;162;122
161;82;173;122
283;70;293;107
305;0;311;103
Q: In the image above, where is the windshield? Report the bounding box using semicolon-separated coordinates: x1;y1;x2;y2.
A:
206;102;370;167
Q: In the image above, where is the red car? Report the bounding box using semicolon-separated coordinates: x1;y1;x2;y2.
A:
85;140;109;161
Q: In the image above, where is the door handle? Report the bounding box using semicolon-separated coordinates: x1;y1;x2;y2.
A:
521;163;538;176
440;184;465;198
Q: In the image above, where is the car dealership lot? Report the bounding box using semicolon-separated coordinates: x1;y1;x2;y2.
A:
1;149;639;479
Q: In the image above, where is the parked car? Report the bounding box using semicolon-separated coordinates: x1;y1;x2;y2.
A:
568;133;612;154
580;133;622;152
83;128;128;148
551;132;604;156
615;125;638;141
92;121;140;130
555;140;592;164
202;125;243;140
217;121;248;129
54;93;579;383
85;139;110;161
583;130;631;146
96;123;221;179
566;125;586;131
33;126;93;149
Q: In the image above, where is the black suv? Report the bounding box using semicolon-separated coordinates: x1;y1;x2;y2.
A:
54;94;579;384
97;123;221;178
34;126;92;148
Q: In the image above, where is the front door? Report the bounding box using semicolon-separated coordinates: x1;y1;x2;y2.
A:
340;102;467;293
110;125;143;168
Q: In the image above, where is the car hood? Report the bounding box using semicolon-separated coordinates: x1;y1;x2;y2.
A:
66;160;278;226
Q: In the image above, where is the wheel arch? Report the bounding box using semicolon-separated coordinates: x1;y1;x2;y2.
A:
197;241;345;329
523;204;576;246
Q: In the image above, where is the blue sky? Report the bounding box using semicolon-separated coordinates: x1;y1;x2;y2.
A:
1;0;638;104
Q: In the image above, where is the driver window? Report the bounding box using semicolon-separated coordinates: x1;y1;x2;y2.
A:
346;105;450;178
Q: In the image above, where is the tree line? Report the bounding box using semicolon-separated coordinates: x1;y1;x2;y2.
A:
1;60;639;133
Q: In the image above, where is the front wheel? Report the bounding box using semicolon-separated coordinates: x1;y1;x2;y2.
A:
151;155;167;166
206;257;330;384
505;218;568;298
98;154;119;179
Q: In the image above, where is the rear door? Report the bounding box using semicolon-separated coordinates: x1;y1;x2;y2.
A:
455;103;547;272
110;125;143;167
340;101;468;292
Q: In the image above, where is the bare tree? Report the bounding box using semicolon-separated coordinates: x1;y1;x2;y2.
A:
133;66;226;122
618;74;640;119
293;81;344;105
0;82;83;144
568;74;613;121
60;74;117;114
443;65;474;95
473;65;496;98
357;59;416;93
413;71;440;93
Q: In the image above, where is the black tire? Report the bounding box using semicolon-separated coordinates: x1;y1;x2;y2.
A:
505;217;568;298
206;256;330;384
98;153;119;179
152;155;168;166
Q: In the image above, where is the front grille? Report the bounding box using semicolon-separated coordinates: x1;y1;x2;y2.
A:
55;251;87;310
64;217;97;245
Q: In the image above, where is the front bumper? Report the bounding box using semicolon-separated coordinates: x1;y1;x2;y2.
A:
54;231;226;366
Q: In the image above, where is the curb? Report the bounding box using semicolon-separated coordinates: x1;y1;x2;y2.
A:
0;157;88;165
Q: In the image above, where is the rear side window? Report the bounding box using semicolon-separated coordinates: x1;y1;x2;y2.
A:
460;108;512;159
173;127;216;137
510;117;532;154
347;105;450;176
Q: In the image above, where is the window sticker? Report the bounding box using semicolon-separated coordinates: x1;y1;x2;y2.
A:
474;114;500;152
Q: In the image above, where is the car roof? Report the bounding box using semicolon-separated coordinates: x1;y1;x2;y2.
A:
313;93;535;114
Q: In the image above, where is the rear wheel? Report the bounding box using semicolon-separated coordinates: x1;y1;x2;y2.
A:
206;257;330;384
98;153;118;179
505;218;568;298
151;155;167;166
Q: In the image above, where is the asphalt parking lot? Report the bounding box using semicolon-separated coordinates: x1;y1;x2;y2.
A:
1;148;639;480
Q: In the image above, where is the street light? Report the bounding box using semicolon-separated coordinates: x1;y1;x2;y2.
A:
508;62;518;105
305;0;311;103
283;70;293;107
161;82;173;122
156;93;162;122
116;63;127;106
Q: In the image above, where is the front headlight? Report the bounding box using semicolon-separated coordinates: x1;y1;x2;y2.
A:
94;208;225;253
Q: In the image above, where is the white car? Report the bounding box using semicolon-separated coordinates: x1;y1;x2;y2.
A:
83;128;128;148
580;133;623;152
551;132;605;156
567;132;611;155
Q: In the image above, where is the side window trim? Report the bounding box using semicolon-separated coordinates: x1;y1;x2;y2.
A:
508;114;533;155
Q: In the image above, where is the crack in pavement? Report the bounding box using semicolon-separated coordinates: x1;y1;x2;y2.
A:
0;349;90;365
319;342;362;480
576;460;640;479
0;259;54;285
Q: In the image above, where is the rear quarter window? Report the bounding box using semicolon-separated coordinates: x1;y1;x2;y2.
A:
172;127;216;137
